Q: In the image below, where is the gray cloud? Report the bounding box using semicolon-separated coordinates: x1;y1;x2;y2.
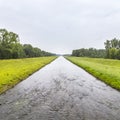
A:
0;0;120;54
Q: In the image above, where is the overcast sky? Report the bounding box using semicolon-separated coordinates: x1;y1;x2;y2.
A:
0;0;120;54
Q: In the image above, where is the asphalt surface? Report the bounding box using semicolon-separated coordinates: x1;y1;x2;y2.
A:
0;56;120;120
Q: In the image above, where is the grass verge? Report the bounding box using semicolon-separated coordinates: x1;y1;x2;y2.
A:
0;56;57;94
66;56;120;90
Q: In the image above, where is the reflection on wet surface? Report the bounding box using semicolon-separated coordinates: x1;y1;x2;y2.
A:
0;56;120;120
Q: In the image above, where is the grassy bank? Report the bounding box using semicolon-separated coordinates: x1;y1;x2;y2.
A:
0;56;57;94
66;57;120;90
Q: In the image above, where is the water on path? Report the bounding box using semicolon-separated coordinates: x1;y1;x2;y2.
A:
0;56;120;120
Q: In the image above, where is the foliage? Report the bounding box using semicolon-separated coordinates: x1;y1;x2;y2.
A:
0;56;57;94
104;38;120;59
72;48;106;58
72;38;120;59
0;28;55;59
0;29;19;59
66;57;120;90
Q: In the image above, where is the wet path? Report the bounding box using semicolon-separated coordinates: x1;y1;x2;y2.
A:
0;56;120;120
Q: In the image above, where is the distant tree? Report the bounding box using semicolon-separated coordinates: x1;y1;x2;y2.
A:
104;38;120;59
72;50;80;57
12;43;25;58
0;29;19;59
23;44;34;57
72;48;105;58
104;40;111;58
0;28;55;59
116;49;120;59
111;38;119;48
33;47;42;57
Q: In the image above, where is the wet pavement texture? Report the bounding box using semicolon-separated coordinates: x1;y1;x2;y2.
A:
0;56;120;120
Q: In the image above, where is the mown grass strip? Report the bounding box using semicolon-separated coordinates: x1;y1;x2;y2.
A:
66;57;120;90
0;56;57;94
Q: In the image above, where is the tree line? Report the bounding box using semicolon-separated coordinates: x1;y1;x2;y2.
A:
72;38;120;59
72;48;106;58
104;38;120;59
0;29;55;59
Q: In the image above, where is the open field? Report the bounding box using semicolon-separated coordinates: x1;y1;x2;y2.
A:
0;56;57;94
66;57;120;90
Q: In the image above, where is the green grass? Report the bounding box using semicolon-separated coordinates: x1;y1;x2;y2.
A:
66;56;120;90
0;56;57;94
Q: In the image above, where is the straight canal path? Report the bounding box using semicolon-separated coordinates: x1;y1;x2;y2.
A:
0;57;120;120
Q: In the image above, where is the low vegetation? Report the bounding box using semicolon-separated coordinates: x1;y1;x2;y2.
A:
66;57;120;90
0;56;57;94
